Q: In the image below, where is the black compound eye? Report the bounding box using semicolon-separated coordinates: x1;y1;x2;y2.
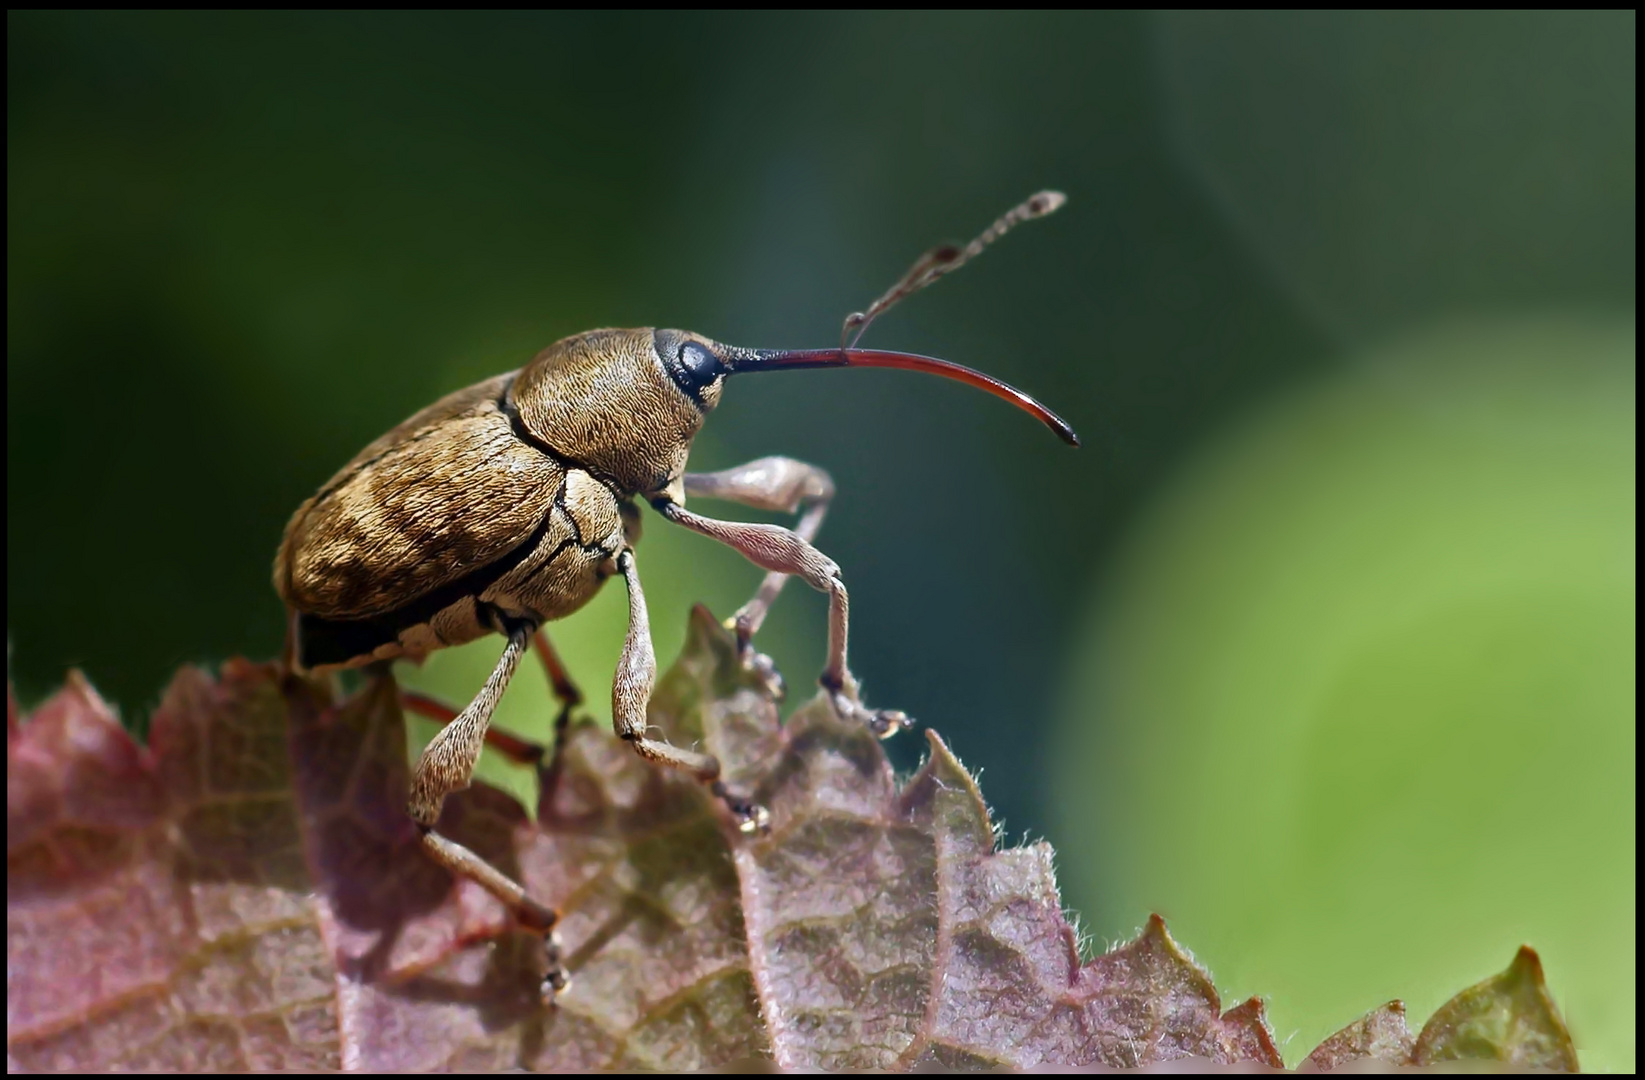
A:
669;340;727;403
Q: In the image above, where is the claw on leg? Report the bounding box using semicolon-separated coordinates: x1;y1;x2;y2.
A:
748;652;787;701
822;674;910;739
539;930;569;1007
711;779;772;835
723;612;787;700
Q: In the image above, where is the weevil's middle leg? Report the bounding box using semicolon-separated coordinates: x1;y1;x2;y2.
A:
657;499;908;739
407;622;532;825
406;622;567;1003
612;550;769;832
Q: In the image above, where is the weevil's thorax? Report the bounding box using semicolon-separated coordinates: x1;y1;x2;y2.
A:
510;328;724;497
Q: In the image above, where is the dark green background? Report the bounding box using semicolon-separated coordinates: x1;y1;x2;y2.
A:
9;11;1339;820
8;12;1634;1066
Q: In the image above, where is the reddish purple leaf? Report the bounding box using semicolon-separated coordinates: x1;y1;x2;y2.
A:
6;608;1577;1070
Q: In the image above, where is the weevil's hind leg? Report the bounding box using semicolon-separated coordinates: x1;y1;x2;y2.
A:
281;608;301;674
530;628;586;807
532;627;584;721
684;457;836;697
405;623;568;1004
612;550;770;833
658;500;908;739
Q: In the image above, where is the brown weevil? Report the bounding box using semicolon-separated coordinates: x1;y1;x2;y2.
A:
273;191;1077;1003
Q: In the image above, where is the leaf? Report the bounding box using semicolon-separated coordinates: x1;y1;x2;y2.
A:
1302;947;1578;1073
1300;1002;1416;1072
7;607;1580;1070
1410;947;1579;1070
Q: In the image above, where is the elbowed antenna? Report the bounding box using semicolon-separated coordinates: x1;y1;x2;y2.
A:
723;346;1081;448
713;193;1078;445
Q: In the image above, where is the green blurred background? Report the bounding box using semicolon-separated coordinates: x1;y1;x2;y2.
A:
8;11;1634;1069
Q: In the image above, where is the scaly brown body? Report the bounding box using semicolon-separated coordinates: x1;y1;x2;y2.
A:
275;330;704;669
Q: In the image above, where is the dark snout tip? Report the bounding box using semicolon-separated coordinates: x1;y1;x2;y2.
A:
1036;413;1082;448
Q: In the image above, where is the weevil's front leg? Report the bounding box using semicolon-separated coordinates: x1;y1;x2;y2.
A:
683;457;834;653
657;500;908;739
406;622;566;1003
613;550;768;832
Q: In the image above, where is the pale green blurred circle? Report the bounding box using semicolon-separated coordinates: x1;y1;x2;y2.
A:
1053;319;1634;1070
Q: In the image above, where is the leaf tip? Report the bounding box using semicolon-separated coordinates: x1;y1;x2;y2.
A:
899;728;993;852
687;601;720;633
1221;995;1285;1068
1508;944;1545;985
1142;911;1171;943
62;668;121;724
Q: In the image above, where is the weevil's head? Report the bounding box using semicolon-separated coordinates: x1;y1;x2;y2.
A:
510;327;727;497
512;326;1078;498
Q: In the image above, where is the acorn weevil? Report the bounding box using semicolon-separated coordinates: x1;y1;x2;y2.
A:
273;191;1077;1002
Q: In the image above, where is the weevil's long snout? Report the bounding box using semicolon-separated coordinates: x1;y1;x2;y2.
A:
720;346;1081;447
